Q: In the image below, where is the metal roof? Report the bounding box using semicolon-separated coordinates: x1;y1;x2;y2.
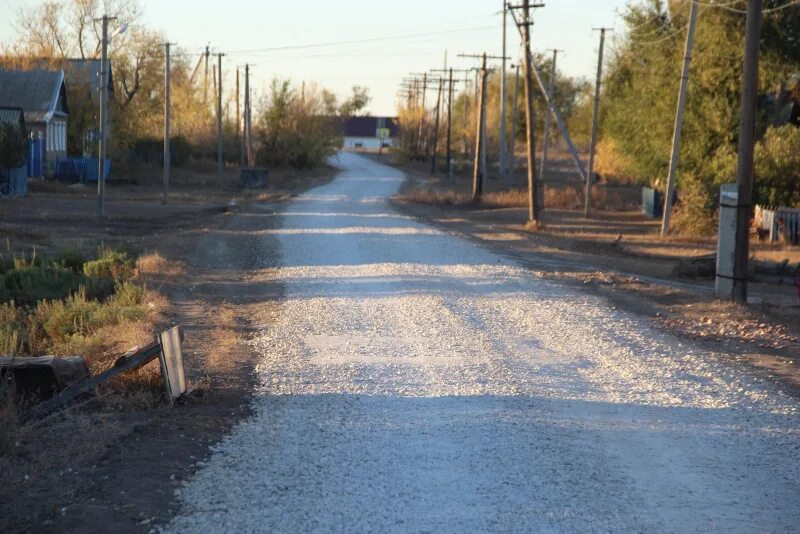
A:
344;116;399;138
0;69;66;123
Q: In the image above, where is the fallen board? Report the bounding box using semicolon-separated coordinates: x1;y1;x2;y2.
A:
25;341;162;421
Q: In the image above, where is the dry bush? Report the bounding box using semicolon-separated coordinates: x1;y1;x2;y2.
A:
593;138;638;183
135;252;186;277
544;186;583;209
394;187;472;206
482;190;528;208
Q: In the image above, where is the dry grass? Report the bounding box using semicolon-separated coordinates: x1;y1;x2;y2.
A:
205;302;241;373
135;252;186;277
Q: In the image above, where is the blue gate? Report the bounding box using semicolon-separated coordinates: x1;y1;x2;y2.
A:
27;138;45;178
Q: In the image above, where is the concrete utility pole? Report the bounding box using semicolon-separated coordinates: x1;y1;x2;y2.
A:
463;74;470;155
586;27;611;218
216;53;224;178
661;0;699;236
96;15;110;217
510;62;520;178
731;0;763;303
500;0;508;177
540;49;562;186
163;42;173;205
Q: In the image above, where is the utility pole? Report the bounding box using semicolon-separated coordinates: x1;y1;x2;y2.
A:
236;67;242;167
473;54;489;201
96;15;114;218
661;0;699;236
510;62;520;179
420;73;428;158
431;78;444;174
500;0;508;177
463;74;470;155
586;27;611;218
203;45;210;103
447;68;454;178
163;42;173;205
732;0;763;304
540;49;562;186
216;53;224;178
244;64;252;167
512;0;545;224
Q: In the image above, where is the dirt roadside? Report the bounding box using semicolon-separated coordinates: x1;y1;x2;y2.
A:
0;165;331;533
380;158;800;396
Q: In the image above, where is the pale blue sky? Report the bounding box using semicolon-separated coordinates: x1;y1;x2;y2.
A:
1;0;631;114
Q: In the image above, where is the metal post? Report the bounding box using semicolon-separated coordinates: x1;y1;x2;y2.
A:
216;53;224;178
732;0;763;303
510;63;520;179
163;42;171;204
500;0;508;177
586;28;609;218
661;1;699;236
540;49;560;186
96;15;109;217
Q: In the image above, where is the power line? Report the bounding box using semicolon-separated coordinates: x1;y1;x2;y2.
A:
223;25;497;55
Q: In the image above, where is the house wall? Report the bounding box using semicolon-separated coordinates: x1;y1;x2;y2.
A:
343;136;395;150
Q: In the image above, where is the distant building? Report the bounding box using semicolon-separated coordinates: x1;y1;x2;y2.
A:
343;116;399;150
0;69;69;174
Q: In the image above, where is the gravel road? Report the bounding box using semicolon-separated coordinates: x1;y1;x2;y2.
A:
168;152;800;532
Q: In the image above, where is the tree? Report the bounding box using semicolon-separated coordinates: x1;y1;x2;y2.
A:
0;123;26;171
599;0;800;230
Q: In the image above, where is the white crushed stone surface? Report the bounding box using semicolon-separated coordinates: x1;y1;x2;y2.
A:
167;152;800;532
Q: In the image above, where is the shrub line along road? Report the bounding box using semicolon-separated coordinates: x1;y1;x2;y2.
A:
167;152;799;532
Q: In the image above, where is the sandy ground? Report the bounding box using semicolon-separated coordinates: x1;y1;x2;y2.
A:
166;153;800;532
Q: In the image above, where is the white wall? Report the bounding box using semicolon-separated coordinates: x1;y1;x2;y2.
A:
343;137;394;150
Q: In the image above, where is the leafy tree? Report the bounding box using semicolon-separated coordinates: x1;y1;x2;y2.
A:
0;123;26;170
601;0;800;218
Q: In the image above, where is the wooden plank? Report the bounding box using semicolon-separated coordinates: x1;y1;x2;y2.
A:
26;341;162;420
158;325;187;405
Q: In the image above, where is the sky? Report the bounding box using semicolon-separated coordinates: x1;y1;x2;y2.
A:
0;0;631;115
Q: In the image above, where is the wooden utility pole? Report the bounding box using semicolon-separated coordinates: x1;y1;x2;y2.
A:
661;0;699;236
204;45;210;103
732;0;763;304
216;53;224;178
431;78;444;174
540;49;562;186
244;64;252;167
473;54;489;201
500;0;508;177
586;27;611;218
163;42;172;205
446;68;454;178
236;67;242;167
519;1;543;224
510;62;520;178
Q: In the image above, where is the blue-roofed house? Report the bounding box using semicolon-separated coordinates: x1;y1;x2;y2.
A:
0;69;69;175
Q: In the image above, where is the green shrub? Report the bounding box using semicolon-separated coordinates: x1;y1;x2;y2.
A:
0;265;83;307
57;250;85;273
83;250;134;280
